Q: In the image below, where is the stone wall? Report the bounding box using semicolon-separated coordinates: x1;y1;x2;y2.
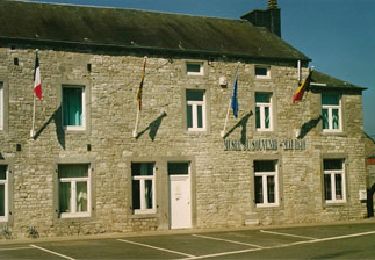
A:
0;46;367;239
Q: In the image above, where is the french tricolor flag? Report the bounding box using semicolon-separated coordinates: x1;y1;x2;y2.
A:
34;51;43;100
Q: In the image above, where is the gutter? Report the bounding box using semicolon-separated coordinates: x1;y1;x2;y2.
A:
0;36;311;64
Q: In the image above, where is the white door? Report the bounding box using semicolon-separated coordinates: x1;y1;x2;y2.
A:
169;175;191;229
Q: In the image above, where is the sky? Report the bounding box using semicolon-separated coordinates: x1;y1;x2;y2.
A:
25;0;375;138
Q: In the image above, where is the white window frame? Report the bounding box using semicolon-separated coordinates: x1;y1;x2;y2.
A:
58;165;92;218
187;90;206;131
0;166;8;222
62;85;86;131
324;160;346;204
254;161;279;208
0;82;3;130
322;94;342;132
255;93;273;131
186;62;203;76
254;66;271;79
132;164;156;215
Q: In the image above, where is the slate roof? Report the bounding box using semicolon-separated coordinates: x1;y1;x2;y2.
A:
310;71;366;91
0;0;309;61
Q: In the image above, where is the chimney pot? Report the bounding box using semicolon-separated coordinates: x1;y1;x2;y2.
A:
268;0;278;9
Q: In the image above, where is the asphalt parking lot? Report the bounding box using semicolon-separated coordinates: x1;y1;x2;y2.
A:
0;222;375;259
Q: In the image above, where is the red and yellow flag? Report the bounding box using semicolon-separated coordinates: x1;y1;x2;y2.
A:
136;57;147;110
293;72;311;103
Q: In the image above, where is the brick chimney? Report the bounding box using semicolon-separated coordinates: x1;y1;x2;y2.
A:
240;0;281;37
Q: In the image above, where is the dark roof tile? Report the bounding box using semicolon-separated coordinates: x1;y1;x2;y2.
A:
0;1;309;61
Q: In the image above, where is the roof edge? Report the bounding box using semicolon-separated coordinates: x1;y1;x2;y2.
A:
0;36;311;63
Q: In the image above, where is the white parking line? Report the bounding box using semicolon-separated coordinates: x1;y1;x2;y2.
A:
192;234;264;248
183;230;375;259
0;246;32;251
260;229;316;239
294;230;375;244
30;244;76;260
117;238;196;258
182;248;262;260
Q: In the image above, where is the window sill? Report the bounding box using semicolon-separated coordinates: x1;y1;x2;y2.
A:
65;126;86;132
0;218;9;223
255;204;279;209
253;130;275;137
321;131;346;137
60;212;91;219
130;213;158;219
324;201;346;207
185;129;209;136
57;214;93;223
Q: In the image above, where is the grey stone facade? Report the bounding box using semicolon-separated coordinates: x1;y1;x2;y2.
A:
0;46;368;239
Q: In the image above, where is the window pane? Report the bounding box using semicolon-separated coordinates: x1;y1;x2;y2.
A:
255;93;271;103
254;160;275;172
76;181;88;212
324;159;342;170
265;107;270;129
267;176;275;203
0;165;6;180
58;164;88;178
145;180;153;209
322;108;329;129
254;176;263;203
322;93;340;105
187;105;193;128
132;180;140;210
63;87;82;126
255;67;268;76
324;174;332;201
255;107;261;129
197;105;203;128
332;109;340;129
335;174;342;200
59;182;71;213
131;163;154;176
0;184;5;217
168;163;189;175
186;90;204;101
187;63;202;73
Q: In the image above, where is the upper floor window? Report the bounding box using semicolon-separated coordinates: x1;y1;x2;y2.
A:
254;160;279;207
131;163;156;215
255;66;271;79
322;93;341;132
0;165;8;222
255;93;273;131
186;62;203;75
63;85;86;130
0;81;3;130
186;89;206;131
323;159;346;203
58;164;91;218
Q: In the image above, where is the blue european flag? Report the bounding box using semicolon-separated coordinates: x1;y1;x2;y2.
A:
231;76;238;118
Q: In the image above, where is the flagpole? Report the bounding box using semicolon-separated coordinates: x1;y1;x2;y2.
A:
30;49;38;138
221;62;240;138
30;94;36;138
132;106;140;138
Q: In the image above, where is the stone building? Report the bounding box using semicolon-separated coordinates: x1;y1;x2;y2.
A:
364;134;375;216
0;0;368;239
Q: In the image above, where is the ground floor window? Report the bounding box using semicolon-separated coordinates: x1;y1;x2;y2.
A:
323;159;346;203
0;165;8;222
58;164;91;218
131;163;156;214
254;160;279;207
